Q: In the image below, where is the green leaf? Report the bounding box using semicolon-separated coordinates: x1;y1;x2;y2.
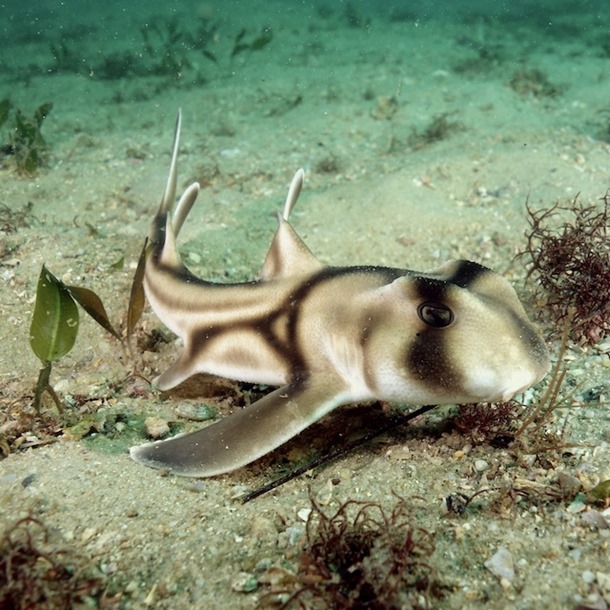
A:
127;239;148;340
63;412;107;440
29;265;79;363
14;109;36;145
110;256;124;270
250;27;273;51
67;285;122;342
34;101;53;127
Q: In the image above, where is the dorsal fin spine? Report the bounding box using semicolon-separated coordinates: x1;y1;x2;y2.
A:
282;169;305;221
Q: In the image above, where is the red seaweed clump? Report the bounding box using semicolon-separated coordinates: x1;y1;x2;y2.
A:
0;515;105;610
522;193;610;346
269;494;445;610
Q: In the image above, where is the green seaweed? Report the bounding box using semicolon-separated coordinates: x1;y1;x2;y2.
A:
49;39;83;74
509;67;561;98
231;26;273;59
139;15;217;79
407;112;464;150
0;97;9;127
0;99;53;174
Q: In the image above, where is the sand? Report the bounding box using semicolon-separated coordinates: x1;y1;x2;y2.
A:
1;1;609;608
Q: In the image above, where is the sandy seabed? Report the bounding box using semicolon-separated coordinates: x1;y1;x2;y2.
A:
1;1;609;608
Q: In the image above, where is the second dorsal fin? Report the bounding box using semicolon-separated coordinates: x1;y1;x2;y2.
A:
260;169;322;280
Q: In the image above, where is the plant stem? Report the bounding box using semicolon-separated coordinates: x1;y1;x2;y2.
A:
33;361;63;414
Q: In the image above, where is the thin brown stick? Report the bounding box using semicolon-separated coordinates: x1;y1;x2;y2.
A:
240;404;438;503
515;309;573;437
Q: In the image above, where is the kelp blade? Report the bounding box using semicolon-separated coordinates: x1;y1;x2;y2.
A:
67;285;122;341
127;238;147;340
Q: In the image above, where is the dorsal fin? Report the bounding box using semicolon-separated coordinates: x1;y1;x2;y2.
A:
151;111;201;268
161;111;182;216
260;169;322;281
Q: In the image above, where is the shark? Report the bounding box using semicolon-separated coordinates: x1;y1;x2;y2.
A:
129;112;550;478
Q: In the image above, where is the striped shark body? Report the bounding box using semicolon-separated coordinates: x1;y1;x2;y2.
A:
130;112;550;478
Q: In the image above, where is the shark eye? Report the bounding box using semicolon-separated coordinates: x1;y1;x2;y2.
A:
417;302;454;328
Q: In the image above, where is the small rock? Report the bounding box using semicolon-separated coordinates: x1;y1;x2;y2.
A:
175;403;218;421
145;416;170;439
445;493;469;516
231;572;258;593
558;472;582;495
315;479;334;506
21;473;35;488
370;95;399;120
250;516;277;542
143;584;158;607
567;498;588;513
597;572;610;597
81;527;97;543
125;580;139;595
581;510;609;530
474;459;489;473
587;480;610;505
484;547;515;583
582;385;607;403
520;454;537;468
297;508;312;522
285;525;305;545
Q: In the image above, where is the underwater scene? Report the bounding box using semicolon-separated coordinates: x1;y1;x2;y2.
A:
1;0;609;608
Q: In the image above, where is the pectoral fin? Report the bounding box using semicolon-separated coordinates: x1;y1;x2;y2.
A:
130;378;352;477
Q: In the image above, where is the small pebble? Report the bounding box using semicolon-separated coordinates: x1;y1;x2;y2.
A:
286;525;305;545
231;572;258;593
81;527;97;543
445;493;469;516
582;385;607;402
250;516;277;542
581;510;609;530
484;547;515;583
370;95;399;120
474;459;489;473
597;572;610;596
557;472;582;495
144;584;158;607
125;580;139;594
145;416;170;439
21;473;35;488
315;479;334;505
297;508;312;522
520;454;537;468
566;498;587;513
175;403;218;421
